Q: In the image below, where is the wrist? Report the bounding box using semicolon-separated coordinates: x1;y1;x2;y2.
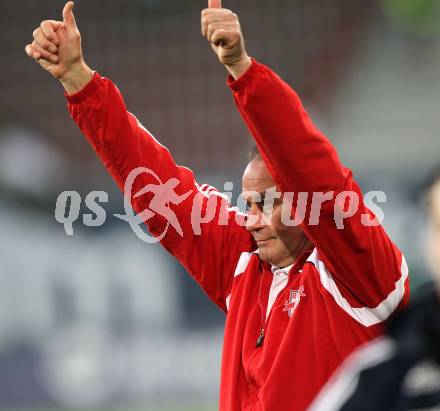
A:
225;55;252;80
60;61;94;95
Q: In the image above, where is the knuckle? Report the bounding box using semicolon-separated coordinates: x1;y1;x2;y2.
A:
33;41;47;56
33;43;42;53
41;21;51;33
32;28;39;38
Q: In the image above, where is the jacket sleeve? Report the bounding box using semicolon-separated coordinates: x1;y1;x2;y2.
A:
228;59;409;316
66;72;254;312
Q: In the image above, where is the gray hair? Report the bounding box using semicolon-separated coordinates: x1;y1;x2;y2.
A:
247;145;262;163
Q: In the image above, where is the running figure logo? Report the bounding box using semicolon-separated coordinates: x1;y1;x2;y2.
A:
283;286;306;318
114;167;192;243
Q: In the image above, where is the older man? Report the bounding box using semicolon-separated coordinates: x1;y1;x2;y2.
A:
25;1;409;409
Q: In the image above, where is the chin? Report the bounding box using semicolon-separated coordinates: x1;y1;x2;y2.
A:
257;247;269;261
257;245;292;268
257;248;276;266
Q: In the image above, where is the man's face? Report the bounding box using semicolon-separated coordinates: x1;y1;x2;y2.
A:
427;180;440;283
242;159;309;268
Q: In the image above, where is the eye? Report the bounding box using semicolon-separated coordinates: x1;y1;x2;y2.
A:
246;200;264;212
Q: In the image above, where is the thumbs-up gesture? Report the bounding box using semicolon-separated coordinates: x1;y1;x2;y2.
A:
25;1;92;93
202;0;251;79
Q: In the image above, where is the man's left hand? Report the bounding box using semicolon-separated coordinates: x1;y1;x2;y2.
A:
201;0;252;79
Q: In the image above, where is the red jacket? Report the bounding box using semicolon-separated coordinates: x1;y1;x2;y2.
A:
66;59;409;411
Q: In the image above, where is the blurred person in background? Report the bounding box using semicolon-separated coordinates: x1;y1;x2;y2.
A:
308;166;440;411
25;1;410;410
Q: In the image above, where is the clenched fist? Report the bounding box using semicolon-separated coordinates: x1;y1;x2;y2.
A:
202;0;251;79
25;1;93;94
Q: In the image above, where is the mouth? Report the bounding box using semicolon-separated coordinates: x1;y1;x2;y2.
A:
256;238;273;246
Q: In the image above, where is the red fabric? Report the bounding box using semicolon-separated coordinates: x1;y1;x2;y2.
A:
66;61;409;411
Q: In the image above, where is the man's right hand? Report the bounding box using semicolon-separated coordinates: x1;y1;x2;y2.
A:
25;1;93;94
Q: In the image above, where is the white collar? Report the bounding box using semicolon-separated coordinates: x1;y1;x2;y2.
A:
271;263;294;276
253;248;294;275
254;247;316;276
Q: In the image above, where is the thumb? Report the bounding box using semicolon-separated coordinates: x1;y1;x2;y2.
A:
208;0;222;8
62;1;77;29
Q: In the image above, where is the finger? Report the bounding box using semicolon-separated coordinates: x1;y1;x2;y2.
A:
41;20;63;46
208;0;222;8
202;8;232;15
202;12;236;36
207;22;237;44
33;28;58;53
211;29;235;47
25;44;41;60
206;22;224;42
32;40;58;63
62;1;77;29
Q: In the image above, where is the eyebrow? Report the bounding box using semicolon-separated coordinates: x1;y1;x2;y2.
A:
240;190;265;201
244;192;282;208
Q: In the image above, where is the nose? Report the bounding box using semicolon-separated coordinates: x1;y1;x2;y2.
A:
245;204;265;232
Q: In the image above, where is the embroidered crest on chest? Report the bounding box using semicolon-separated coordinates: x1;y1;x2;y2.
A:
283;286;306;318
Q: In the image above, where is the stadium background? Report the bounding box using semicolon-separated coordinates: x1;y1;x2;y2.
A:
1;0;440;410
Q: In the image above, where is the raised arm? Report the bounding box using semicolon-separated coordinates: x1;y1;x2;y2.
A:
202;3;409;315
25;1;254;312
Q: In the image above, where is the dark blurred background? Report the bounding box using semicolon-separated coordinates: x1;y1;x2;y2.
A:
1;0;440;410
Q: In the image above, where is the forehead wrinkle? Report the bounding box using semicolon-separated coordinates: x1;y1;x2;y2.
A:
242;175;274;187
242;173;273;181
242;161;276;197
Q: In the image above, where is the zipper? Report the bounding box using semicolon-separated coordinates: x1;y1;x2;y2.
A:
255;243;314;348
256;328;265;348
256;269;266;347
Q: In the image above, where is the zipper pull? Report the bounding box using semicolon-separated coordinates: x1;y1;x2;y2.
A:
256;328;265;347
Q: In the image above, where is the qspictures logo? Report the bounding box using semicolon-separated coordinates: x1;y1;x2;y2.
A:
54;167;387;243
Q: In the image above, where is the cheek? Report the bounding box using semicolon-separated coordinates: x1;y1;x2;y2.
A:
267;206;284;231
270;206;292;230
272;211;303;245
